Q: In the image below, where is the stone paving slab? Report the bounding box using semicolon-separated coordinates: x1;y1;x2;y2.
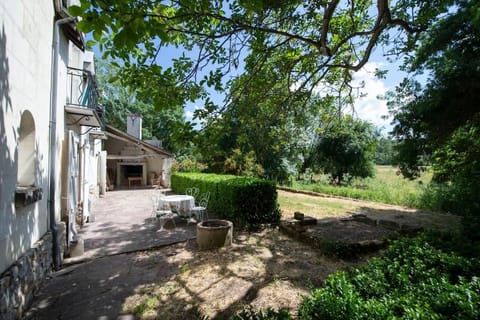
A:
65;188;197;265
25;188;199;319
25;247;181;319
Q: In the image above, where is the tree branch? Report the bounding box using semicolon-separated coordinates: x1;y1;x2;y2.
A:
320;0;340;56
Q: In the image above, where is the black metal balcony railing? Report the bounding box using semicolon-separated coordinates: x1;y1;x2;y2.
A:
66;67;105;129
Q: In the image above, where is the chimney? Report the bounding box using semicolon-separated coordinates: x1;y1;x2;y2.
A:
126;114;142;140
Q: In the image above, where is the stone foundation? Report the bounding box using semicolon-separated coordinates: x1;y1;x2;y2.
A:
0;232;53;320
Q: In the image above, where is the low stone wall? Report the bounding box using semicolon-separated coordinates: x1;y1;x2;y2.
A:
279;213;390;260
279;212;426;260
0;232;53;320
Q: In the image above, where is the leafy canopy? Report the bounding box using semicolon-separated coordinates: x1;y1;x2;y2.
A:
96;59;191;154
70;0;450;115
387;0;480;229
388;0;480;181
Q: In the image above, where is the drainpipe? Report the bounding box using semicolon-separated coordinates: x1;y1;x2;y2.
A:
49;16;77;270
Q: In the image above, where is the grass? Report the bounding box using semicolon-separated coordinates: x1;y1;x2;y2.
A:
277;190;361;218
277;189;461;234
123;173;462;319
281;165;433;208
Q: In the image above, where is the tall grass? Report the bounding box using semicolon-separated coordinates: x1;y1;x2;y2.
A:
283;166;433;208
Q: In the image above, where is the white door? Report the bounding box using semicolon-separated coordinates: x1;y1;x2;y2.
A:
67;130;80;244
82;139;90;222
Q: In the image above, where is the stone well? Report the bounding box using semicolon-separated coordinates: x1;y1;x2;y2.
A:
196;219;233;250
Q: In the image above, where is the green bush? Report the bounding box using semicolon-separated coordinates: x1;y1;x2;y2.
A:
171;173;280;227
298;234;480;320
172;157;208;173
419;178;480;240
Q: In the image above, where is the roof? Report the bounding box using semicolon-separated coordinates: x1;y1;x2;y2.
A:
53;0;85;51
105;124;174;158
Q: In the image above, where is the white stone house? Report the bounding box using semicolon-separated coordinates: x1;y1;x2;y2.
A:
0;1;105;318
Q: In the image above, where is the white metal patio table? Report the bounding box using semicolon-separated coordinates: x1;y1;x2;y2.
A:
158;194;195;218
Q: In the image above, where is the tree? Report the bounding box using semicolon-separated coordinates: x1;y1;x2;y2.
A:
223;149;264;177
309;116;377;185
69;0;453;119
387;0;480;233
69;1;460;183
375;137;398;165
96;58;192;154
388;0;480;181
195;55;331;182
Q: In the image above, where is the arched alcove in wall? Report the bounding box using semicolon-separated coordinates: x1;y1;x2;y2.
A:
17;110;35;186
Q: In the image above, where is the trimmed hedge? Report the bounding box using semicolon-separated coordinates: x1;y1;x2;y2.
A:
171;173;280;226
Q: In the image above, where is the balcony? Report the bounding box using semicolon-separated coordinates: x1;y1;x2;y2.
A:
65;67;105;130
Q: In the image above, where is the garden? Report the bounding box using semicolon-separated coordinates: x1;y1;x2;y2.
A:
114;170;478;320
68;1;480;318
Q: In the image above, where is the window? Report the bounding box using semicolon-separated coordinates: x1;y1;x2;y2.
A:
15;111;42;208
17;110;35;186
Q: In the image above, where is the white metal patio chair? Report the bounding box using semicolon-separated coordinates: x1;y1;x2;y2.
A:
157;189;167;200
186;187;200;199
190;196;209;221
151;196;177;230
195;191;209;202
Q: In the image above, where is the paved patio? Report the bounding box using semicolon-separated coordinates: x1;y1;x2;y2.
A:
25;187;200;319
64;187;197;265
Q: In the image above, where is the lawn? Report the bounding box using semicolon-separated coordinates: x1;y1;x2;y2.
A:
282;165;433;208
277;189;461;234
277;190;361;218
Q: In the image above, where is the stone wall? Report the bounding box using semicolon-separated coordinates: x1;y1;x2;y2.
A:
0;232;52;320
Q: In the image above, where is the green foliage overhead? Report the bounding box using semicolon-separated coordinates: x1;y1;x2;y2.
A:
70;0;465;189
389;0;480;180
387;0;480;229
69;0;452;117
196;63;328;181
96;59;192;154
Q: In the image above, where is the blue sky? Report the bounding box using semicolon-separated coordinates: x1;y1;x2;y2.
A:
350;53;405;134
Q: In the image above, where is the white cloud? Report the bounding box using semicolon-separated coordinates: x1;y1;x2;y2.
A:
184;104;201;122
184;110;194;121
291;62;393;134
184;104;205;129
351;62;392;132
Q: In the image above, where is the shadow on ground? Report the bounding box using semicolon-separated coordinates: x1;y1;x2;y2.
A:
65;188;198;264
26;189;460;319
26;229;355;320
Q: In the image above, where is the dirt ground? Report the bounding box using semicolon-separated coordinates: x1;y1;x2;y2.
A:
119;192;460;319
119;229;367;319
